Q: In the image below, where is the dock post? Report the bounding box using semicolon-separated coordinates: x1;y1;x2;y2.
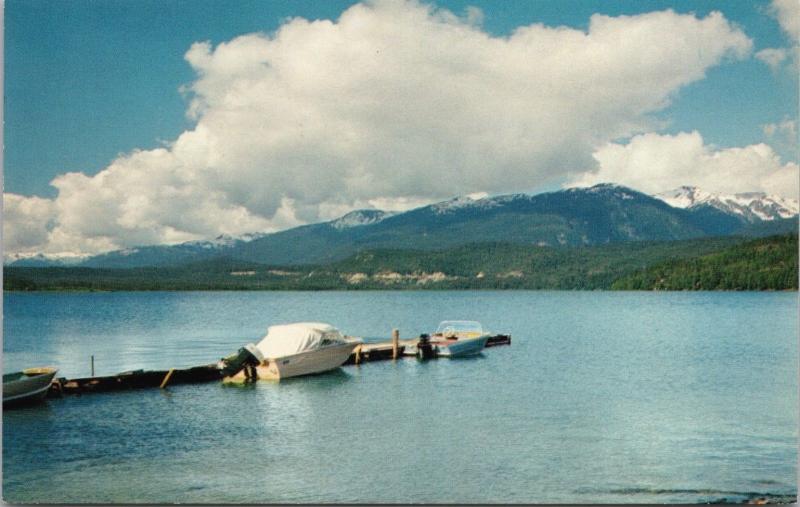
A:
91;355;95;377
392;329;399;360
160;368;176;389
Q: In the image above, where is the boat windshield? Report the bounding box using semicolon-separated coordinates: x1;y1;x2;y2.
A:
319;331;348;347
435;320;484;337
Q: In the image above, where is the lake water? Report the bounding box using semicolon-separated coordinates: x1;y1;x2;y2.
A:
3;291;797;503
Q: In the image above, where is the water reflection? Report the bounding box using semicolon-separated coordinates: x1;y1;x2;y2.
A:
3;291;797;503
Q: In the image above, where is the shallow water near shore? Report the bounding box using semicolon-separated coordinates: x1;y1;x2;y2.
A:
3;291;797;503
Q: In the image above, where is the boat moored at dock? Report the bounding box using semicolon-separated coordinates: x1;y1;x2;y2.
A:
430;320;490;357
3;367;58;407
405;320;491;358
223;322;362;382
30;324;509;399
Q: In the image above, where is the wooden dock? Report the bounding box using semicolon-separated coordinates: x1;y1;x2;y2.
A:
51;364;223;396
344;332;510;365
46;332;511;398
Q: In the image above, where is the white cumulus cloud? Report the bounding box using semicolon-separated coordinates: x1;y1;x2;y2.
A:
568;131;799;198
763;118;797;141
762;118;799;161
3;194;58;254
4;0;754;256
758;0;800;69
756;47;788;69
771;0;800;42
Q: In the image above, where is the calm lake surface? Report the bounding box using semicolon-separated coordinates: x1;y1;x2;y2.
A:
3;291;797;503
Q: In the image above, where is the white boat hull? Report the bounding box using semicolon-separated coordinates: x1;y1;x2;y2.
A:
226;340;360;382
434;335;489;357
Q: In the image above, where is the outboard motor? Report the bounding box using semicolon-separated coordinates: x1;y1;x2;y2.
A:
416;333;435;360
219;343;264;378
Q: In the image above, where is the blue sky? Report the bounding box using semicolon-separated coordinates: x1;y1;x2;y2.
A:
3;0;798;255
5;0;797;198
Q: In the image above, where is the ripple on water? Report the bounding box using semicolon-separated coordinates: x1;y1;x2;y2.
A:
3;291;797;503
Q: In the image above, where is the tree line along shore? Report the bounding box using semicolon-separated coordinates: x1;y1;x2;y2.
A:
4;234;797;292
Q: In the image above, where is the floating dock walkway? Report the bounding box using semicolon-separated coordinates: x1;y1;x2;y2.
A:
46;331;511;397
345;333;510;364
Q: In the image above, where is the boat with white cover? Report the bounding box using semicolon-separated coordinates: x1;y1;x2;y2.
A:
225;322;362;381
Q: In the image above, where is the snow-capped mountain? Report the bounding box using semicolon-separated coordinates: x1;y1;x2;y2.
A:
183;233;265;249
578;183;638;200
429;184;640;214
7;183;797;268
430;192;503;214
3;252;92;267
656;186;799;222
330;209;396;230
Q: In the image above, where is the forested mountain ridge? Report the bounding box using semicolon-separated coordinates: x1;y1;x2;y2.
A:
6;234;796;291
611;234;798;290
9;183;797;269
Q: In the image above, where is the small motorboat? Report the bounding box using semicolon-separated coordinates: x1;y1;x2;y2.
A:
223;322;362;382
405;320;490;358
3;367;58;406
430;320;490;357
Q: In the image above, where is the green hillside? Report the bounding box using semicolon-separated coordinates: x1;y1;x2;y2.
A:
322;236;746;289
611;234;798;290
8;235;795;291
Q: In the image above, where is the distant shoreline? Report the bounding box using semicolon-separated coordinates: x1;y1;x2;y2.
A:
5;234;797;292
3;287;798;293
